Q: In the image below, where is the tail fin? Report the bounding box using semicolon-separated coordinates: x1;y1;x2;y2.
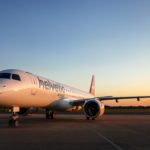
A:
89;75;95;96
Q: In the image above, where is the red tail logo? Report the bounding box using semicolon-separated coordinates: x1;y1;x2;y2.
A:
89;75;95;96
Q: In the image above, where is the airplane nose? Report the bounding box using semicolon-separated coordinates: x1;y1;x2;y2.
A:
2;85;7;88
0;86;3;94
0;83;7;93
0;79;10;94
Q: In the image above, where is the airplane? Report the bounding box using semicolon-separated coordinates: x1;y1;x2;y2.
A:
0;69;150;127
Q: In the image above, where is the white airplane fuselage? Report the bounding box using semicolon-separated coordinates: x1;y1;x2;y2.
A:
1;69;150;127
0;69;93;111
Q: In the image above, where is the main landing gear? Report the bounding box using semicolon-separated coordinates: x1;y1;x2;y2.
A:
8;107;20;128
86;117;90;120
46;109;55;119
86;117;95;120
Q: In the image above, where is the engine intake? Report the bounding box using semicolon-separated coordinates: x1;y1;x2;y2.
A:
83;100;104;119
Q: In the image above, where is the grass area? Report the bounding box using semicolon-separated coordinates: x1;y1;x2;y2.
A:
105;108;150;113
105;106;150;113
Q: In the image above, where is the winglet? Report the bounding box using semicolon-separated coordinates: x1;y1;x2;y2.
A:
89;75;95;96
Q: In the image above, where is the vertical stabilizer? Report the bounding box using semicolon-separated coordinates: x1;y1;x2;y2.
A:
89;75;95;96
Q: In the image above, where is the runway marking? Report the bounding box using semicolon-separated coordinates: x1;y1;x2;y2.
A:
87;125;123;150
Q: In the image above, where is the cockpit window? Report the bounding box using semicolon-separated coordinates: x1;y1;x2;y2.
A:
0;73;11;79
12;74;21;81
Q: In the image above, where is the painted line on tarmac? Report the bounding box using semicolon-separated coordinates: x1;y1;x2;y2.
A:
87;125;123;150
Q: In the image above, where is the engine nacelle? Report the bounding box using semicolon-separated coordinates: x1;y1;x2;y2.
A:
83;100;105;119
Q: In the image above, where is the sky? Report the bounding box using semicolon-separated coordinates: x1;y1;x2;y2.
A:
0;0;150;106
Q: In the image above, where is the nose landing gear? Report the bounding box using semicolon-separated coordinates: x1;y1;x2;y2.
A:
8;115;19;128
8;107;20;128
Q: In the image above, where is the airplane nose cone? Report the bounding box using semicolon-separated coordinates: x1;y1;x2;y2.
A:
0;83;7;93
0;86;3;94
0;79;10;95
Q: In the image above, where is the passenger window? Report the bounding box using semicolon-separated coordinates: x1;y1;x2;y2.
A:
12;74;21;81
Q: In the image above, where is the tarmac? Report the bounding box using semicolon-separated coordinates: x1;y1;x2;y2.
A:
0;114;150;150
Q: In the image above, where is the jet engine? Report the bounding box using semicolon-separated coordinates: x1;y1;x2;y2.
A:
83;100;105;119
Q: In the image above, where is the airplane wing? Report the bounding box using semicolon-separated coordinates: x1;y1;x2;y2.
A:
70;96;150;106
96;96;150;102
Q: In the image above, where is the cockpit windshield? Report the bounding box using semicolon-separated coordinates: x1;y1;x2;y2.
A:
0;73;21;81
0;73;11;79
12;74;21;81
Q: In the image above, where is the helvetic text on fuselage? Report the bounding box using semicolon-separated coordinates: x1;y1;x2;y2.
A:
38;77;65;93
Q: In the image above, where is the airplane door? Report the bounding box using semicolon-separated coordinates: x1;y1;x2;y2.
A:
31;77;37;95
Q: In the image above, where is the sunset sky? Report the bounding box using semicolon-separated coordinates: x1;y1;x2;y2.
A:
0;0;150;106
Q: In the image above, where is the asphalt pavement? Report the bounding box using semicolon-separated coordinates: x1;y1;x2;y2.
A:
0;114;149;150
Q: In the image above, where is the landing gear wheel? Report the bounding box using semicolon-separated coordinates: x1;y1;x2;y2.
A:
46;109;55;120
46;112;50;119
86;117;90;120
8;118;19;128
50;112;55;119
8;107;20;128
